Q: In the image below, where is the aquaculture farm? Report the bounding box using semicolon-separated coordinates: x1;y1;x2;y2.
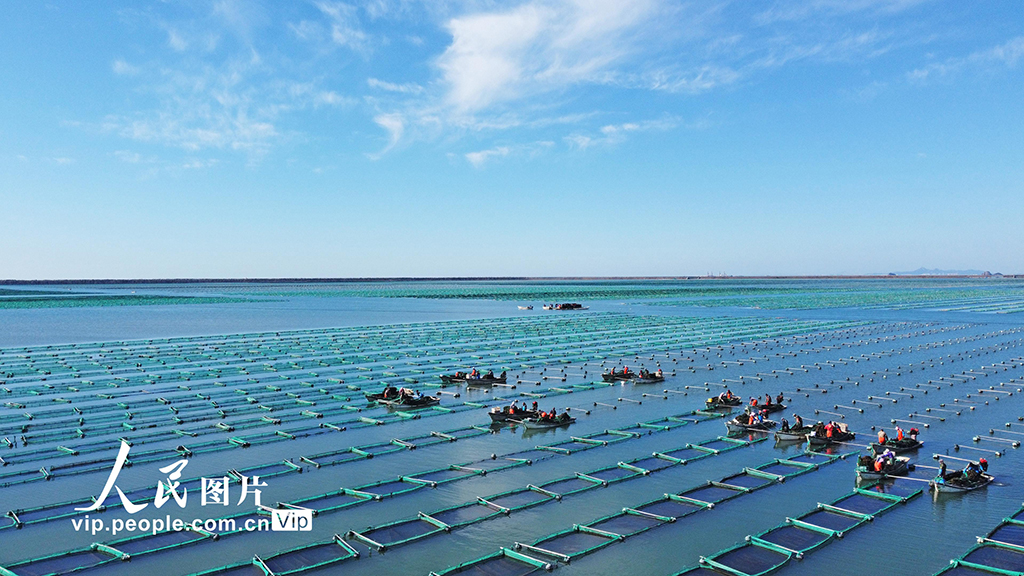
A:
1;278;1024;576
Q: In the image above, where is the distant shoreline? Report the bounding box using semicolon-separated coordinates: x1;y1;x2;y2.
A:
1;275;1020;285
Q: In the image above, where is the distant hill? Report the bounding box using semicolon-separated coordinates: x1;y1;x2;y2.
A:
887;268;993;276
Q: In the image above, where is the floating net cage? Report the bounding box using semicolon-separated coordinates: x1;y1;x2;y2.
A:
347;513;449;552
584;509;673;537
700;540;793;576
428;548;552;576
936;503;1024;575
692;482;924;576
0;543;129;576
252;534;360;575
515;525;624;563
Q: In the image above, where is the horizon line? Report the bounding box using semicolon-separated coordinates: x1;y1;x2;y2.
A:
1;274;1019;285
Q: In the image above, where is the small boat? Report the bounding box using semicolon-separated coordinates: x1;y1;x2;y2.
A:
774;426;813;442
706;396;742;410
631;374;665;384
489;407;540;423
543;303;588;311
725;417;777;434
856;456;912;480
806;423;855;446
518;306;533;310
440;371;507;386
377;394;440;410
870;439;923;455
930;473;994;493
517;416;575;430
365;386;408;402
750;403;786;414
601;371;634;382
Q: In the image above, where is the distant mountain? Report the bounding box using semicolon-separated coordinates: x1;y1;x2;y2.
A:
887;268;993;276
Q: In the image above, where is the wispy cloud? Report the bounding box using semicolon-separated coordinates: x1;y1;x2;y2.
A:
315;1;371;54
112;59;140;76
463;140;554;167
367;78;424;94
565;116;679;149
465;145;510;167
908;36;1024;82
368;113;404;159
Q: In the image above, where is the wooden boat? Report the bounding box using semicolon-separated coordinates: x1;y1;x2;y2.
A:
543;303;588;311
518;306;533;310
870;439;922;455
440;371;507;385
631;374;665;384
930;473;994;493
602;371;634;382
856;456;912;480
706;396;742;410
806;423;855;446
774;426;813;442
489;407;540;423
757;403;786;414
517;416;575;430
725;417;777;434
377;394;440;410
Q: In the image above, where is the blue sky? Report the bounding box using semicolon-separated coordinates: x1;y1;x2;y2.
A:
1;0;1021;278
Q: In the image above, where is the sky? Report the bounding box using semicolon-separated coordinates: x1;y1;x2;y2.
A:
1;0;1022;279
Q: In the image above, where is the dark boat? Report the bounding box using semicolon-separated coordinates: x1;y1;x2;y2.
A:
631;373;665;384
774;426;813;442
489;406;540;423
377;394;441;410
725;416;777;434
806;423;855;446
517;415;575;429
756;403;786;414
706;396;742;410
440;371;507;386
543;303;589;311
931;473;994;493
602;371;634;382
870;438;923;455
856;455;912;480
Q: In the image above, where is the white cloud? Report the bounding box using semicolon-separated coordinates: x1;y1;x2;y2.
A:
909;36;1024;82
114;150;142;163
167;29;188;51
367;113;404;159
315;1;370;53
566;116;678;149
367;78;424;94
465;145;510;167
182;158;219;169
437;0;660;114
112;59;139;76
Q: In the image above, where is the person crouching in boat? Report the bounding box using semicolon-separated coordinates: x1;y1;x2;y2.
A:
793;414;804;429
909;427;920;440
964;459;988;482
764;394;772;407
776;393;784;405
895;426;904;441
656;368;663;378
725;389;734;400
750;397;758;408
780;418;790;432
878;429;889;445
